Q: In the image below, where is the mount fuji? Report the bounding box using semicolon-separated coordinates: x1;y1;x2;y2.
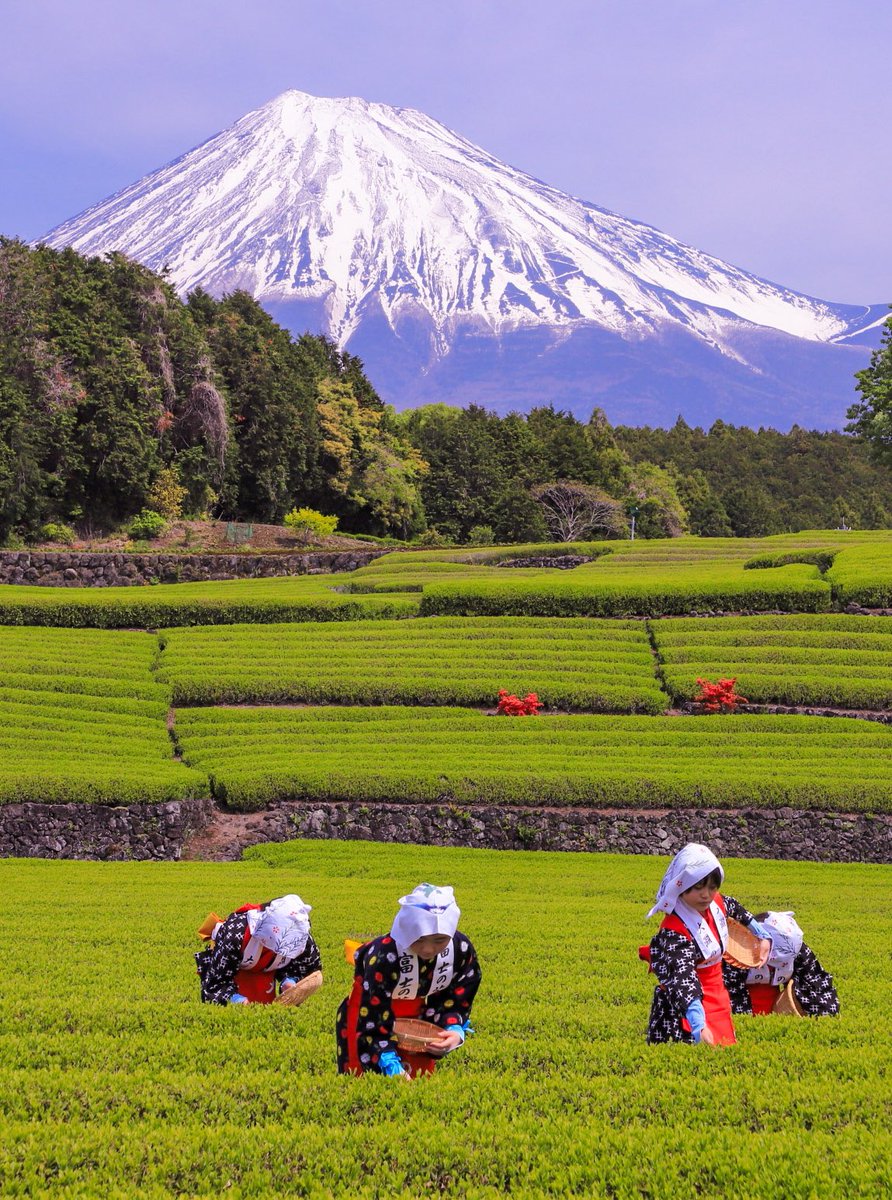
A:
40;90;887;429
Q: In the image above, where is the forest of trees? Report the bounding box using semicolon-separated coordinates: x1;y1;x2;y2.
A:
1;238;890;546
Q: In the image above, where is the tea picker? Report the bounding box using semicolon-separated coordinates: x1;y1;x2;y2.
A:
336;883;481;1077
722;910;839;1018
640;843;770;1045
195;894;323;1005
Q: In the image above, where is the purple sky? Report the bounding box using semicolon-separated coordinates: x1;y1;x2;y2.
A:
2;0;890;304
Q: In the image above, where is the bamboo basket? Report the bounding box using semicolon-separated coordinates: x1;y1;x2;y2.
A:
723;917;763;968
274;970;323;1007
773;982;805;1017
197;912;223;941
393;1017;441;1052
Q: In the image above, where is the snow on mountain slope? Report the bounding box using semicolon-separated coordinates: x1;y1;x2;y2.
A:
41;91;876;348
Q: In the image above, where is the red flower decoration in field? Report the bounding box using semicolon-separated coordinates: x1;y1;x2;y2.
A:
496;689;543;716
694;677;748;713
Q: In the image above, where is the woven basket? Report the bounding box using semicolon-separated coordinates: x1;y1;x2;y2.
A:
723;917;763;968
773;982;805;1017
393;1017;441;1052
197;912;223;941
274;970;323;1007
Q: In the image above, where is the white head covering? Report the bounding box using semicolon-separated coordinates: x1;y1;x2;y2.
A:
390;883;460;954
647;843;724;919
246;894;311;961
762;911;803;969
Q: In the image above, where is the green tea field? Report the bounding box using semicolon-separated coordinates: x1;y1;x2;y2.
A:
1;842;889;1198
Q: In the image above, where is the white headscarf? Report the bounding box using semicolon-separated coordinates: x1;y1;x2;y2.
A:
647;843;727;964
647;844;724;919
246;894;311;961
390;883;460;954
746;911;803;986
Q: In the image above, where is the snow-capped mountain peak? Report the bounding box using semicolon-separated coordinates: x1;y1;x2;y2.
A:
40;90;884;427
42;89;873;348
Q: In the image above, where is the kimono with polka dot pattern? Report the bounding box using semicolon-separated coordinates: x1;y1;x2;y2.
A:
336;931;481;1074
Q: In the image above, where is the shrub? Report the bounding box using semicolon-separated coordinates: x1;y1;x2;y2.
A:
38;523;76;545
283;507;338;544
496;689;543;715
693;677;748;712
127;510;167;540
467;525;495;546
146;467;188;520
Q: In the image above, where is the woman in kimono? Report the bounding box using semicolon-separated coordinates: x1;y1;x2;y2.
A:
336;883;482;1077
722;910;839;1017
643;843;769;1045
196;893;322;1004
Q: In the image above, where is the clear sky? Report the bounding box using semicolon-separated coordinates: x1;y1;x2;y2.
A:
2;0;889;304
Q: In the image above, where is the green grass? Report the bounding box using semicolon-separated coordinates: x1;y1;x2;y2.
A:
0;628;205;805
158;617;668;713
652;614;892;709
175;706;892;813
0;843;888;1198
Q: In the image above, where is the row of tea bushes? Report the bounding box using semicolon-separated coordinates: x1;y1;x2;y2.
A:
827;542;892;608
0;628;205;804
158;617;667;713
418;563;833;618
4;845;887;1196
652;614;892;709
175;706;892;813
0;576;418;628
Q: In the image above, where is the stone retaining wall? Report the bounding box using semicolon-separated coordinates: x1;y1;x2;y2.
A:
0;549;387;587
0;798;215;860
4;799;891;863
229;802;892;863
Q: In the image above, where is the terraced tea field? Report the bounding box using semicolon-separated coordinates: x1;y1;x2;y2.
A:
175;706;892;812
1;842;889;1198
158;617;666;712
0;629;204;804
653;614;892;709
2;530;891;626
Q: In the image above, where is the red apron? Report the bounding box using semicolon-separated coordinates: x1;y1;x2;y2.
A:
233;903;280;1005
344;979;438;1077
658;898;736;1045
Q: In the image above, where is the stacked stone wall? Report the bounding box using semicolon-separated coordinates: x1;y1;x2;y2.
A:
0;549;387;587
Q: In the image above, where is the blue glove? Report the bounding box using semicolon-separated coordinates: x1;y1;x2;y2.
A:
378;1050;407;1077
748;920;771;941
685;999;706;1043
228;993;249;1005
280;978;297;991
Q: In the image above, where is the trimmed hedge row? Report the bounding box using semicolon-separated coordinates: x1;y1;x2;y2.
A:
158;617;667;712
175;706;892;813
